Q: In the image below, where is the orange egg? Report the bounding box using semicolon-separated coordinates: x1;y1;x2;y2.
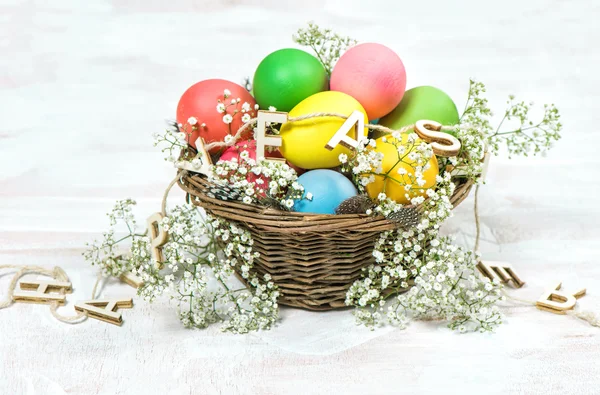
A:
365;134;439;205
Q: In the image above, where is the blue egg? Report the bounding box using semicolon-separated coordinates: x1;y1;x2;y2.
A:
370;118;380;124
294;170;358;214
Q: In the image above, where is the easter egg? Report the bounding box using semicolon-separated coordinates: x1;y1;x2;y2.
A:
294;170;358;214
330;43;406;120
253;49;328;112
220;140;259;162
176;79;257;153
280;91;368;169
365;134;439;205
378;86;459;138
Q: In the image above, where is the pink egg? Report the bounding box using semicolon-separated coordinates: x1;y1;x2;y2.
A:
220;140;258;162
218;140;305;197
331;43;407;120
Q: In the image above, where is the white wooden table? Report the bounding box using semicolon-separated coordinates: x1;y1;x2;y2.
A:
1;1;599;393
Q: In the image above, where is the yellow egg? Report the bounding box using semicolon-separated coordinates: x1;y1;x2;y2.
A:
280;91;368;169
365;134;439;205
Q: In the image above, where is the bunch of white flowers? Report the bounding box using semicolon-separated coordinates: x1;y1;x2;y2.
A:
209;152;304;209
340;132;434;206
346;173;504;332
86;201;279;333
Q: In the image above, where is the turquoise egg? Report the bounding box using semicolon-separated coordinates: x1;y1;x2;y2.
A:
294;170;358;214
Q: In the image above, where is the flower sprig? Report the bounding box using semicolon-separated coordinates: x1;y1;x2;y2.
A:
293;22;357;75
340;132;434;206
83;199;147;277
488;98;562;157
84;201;279;333
460;79;562;159
153;124;190;164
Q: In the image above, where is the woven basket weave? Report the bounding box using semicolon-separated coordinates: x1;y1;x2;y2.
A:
177;169;474;311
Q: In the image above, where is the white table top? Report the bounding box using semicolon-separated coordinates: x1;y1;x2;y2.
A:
1;1;599;394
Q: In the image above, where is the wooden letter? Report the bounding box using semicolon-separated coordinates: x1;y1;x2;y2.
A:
325;110;365;150
74;298;133;326
255;110;287;161
477;261;525;288
414;120;461;157
536;282;586;315
147;212;168;269
119;271;144;289
12;280;72;305
175;137;212;175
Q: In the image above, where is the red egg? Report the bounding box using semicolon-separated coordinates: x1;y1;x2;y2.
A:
176;79;257;153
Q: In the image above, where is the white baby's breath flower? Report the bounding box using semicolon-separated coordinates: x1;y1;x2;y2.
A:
224;135;234;145
223;89;231;98
223;114;233;124
242;114;251;123
187;116;198;126
306;192;313;200
268;106;277;112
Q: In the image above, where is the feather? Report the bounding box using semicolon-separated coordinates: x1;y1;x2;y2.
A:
335;195;375;214
385;207;420;227
205;184;243;201
257;191;292;211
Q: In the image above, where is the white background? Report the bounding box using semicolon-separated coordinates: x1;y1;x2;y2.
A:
1;1;599;394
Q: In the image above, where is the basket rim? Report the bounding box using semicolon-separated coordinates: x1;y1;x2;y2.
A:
177;171;474;233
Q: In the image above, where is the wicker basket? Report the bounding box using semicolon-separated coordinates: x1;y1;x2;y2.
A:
177;168;474;311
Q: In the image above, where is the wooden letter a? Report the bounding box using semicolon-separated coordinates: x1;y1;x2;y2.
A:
75;298;134;326
325;110;365;150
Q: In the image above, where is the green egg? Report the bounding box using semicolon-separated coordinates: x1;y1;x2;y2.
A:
377;86;460;138
253;48;328;112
